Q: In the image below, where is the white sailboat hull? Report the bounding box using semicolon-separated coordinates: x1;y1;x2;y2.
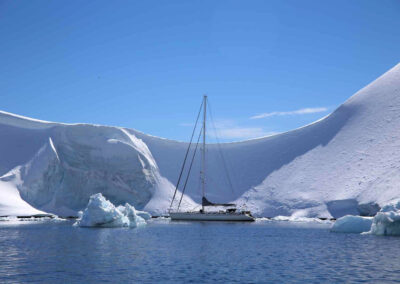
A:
169;97;255;222
169;212;255;222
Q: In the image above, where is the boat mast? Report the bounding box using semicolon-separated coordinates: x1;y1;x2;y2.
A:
202;95;207;212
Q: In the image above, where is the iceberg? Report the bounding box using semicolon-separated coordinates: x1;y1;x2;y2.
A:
331;215;373;233
367;201;400;236
120;203;147;227
331;202;400;236
136;210;152;220
75;193;148;228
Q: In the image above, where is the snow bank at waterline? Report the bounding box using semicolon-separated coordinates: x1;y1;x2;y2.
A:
263;215;333;224
75;193;150;228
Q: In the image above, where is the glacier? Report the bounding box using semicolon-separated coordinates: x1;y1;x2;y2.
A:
1;63;400;218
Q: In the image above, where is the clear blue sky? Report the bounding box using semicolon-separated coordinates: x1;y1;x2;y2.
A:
1;0;399;141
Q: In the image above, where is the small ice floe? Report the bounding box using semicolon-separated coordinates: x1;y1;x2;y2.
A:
255;217;272;222
270;215;332;224
331;215;373;233
366;201;400;236
75;193;151;228
136;211;152;221
15;216;63;222
0;215;64;224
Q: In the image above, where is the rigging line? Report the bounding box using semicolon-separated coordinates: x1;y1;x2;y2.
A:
207;101;236;195
178;125;203;210
170;99;204;209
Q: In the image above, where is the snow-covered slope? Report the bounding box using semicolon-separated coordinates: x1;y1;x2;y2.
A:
1;63;399;217
134;63;400;218
235;63;400;218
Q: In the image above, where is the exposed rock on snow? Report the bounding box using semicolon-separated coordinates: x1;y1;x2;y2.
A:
331;215;373;233
1;63;400;217
367;201;400;236
75;193;147;228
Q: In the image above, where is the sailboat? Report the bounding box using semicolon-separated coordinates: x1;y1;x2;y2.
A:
169;96;255;222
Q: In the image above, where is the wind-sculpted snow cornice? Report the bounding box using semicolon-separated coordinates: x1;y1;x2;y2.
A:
0;111;56;130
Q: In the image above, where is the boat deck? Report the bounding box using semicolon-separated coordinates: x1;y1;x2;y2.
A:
169;211;255;222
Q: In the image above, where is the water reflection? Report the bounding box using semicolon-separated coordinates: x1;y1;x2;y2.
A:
0;220;400;283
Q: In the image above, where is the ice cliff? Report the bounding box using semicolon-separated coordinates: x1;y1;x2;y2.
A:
1;63;400;218
0;116;195;216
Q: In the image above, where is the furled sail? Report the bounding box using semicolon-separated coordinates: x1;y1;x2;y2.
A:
202;197;235;207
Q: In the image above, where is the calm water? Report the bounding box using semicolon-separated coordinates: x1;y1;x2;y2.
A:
0;219;399;283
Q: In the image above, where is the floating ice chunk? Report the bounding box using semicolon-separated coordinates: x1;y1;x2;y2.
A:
367;201;400;236
123;203;146;228
331;215;372;233
75;193;149;228
272;215;332;224
76;193;127;227
117;203;150;219
136;210;152;220
380;201;400;212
